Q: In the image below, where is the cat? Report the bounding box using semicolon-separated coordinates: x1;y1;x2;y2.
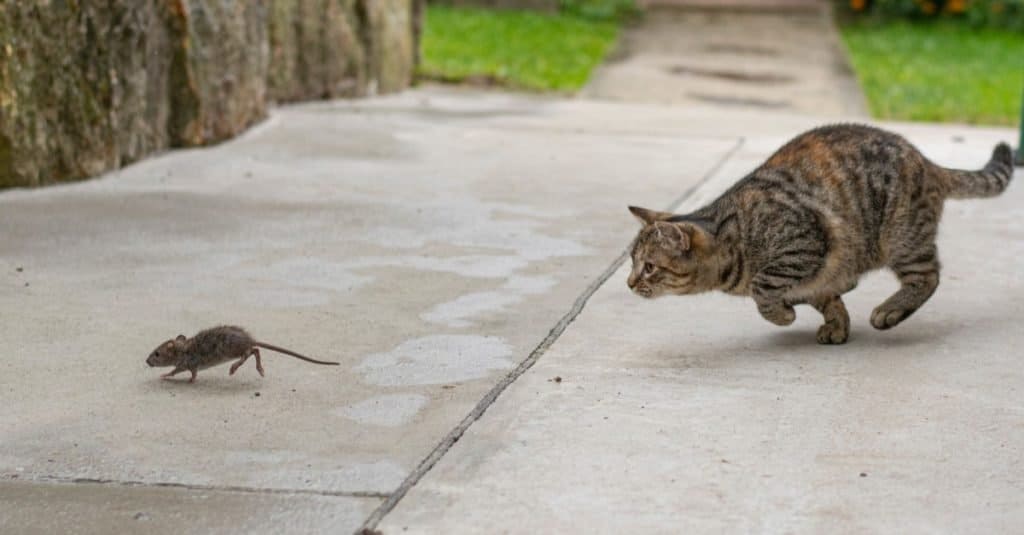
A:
627;124;1014;344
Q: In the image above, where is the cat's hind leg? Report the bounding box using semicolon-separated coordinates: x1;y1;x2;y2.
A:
871;244;940;330
810;294;850;344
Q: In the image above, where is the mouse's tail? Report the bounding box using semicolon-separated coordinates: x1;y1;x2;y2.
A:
253;342;340;365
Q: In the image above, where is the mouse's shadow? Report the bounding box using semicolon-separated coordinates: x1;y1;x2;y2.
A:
141;373;263;396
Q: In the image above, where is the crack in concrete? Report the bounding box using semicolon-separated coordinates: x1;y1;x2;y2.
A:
357;137;745;533
2;475;389;500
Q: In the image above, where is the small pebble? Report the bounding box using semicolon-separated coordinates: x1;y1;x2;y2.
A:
15;267;23;272
254;392;261;397
860;472;867;478
549;376;562;383
133;512;150;521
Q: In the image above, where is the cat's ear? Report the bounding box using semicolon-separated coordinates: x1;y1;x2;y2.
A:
629;206;672;225
652;221;691;251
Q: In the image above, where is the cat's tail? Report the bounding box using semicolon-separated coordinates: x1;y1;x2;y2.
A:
941;142;1015;199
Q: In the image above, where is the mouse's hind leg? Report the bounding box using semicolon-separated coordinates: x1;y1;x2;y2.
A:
229;354;251;376
252;348;265;377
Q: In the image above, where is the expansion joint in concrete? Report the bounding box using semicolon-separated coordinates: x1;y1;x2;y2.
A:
356;137;744;534
2;475;389;500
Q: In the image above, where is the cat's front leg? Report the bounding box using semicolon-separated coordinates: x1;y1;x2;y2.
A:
754;298;796;326
809;294;850;344
751;277;796;326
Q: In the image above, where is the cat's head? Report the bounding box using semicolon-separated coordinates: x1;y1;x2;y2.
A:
626;206;716;298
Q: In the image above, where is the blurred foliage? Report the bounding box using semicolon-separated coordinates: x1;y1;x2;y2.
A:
419;5;619;91
843;0;1024;30
558;0;639;21
840;19;1023;124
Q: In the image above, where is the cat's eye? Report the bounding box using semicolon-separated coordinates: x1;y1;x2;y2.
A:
643;262;654;275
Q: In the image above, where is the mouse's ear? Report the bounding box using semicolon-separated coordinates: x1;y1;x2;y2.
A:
175;334;186;343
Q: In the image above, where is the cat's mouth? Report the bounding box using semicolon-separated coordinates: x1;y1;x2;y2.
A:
632;286;655;298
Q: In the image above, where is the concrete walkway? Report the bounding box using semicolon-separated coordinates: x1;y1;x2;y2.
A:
582;2;868;117
1;88;1020;534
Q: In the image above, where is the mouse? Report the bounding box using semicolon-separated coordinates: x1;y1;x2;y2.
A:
146;325;339;383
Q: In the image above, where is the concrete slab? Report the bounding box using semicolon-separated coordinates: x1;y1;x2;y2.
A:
0;481;377;535
0;89;740;529
378;125;1023;533
582;7;868;117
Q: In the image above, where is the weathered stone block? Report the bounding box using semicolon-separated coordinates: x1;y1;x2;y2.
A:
267;0;365;102
433;0;559;12
361;0;418;94
167;0;269;147
0;1;172;188
0;0;421;189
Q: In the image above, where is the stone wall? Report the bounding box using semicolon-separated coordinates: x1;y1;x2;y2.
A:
0;0;421;189
432;0;559;12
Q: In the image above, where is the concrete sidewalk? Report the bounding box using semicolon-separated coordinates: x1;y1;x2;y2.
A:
377;113;1023;533
1;88;1020;534
583;3;868;117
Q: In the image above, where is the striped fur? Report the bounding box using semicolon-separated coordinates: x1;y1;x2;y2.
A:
627;124;1015;344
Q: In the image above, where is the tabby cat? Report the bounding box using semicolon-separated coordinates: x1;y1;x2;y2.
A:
627;124;1014;344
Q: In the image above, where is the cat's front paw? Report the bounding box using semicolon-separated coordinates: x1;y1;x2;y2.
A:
816;322;849;344
870;306;910;330
758;302;795;326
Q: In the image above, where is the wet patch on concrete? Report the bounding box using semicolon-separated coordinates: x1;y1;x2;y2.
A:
348;255;529;279
502;275;557;295
338;394;431;427
249;460;407;492
702;43;780;56
354;196;593;261
247;258;376;292
421;291;521;328
356;335;514;386
420;275;558;328
667;65;794;85
687;93;791;109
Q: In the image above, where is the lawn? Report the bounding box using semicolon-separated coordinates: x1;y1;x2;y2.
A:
419;5;620;92
840;20;1023;125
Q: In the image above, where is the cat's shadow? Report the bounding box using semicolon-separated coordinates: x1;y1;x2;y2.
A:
661;319;969;369
766;327;939;350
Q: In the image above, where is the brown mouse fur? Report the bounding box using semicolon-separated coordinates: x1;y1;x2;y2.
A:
146;325;338;383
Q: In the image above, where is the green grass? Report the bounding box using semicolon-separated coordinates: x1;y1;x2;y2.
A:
419;6;620;92
840;20;1023;125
